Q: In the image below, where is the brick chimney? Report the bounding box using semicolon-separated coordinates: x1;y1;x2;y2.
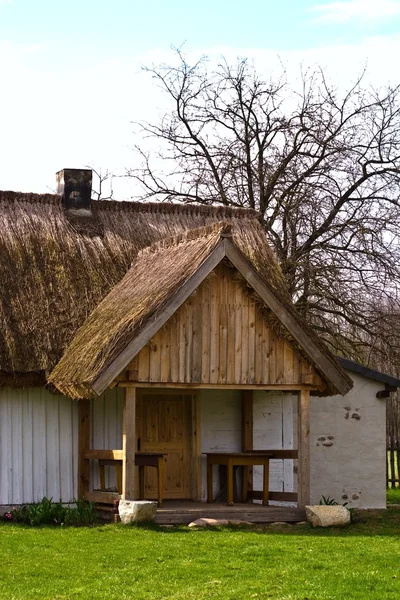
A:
56;168;92;212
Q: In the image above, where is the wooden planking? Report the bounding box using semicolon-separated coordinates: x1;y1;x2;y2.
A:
155;502;305;524
160;324;171;382
0;387;80;505
201;281;211;382
85;490;120;504
127;264;322;388
138;343;150;381
136;392;193;500
170;315;179;382
122;387;136;500
297;390;310;508
210;273;220;384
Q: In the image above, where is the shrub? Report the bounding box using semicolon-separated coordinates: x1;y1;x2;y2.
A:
2;497;99;527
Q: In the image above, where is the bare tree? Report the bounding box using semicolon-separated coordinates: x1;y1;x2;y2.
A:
89;166;114;201
130;50;400;367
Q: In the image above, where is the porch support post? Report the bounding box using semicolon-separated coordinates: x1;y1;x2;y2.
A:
78;399;90;499
297;389;310;509
242;390;253;502
122;387;136;500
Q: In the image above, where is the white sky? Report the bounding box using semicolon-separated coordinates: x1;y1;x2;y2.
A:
1;0;400;199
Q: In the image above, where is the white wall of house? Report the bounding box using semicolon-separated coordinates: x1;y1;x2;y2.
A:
0;371;387;508
0;387;79;505
0;387;124;506
309;371;386;509
199;389;294;501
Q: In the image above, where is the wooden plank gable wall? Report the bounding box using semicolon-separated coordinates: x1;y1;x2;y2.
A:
127;263;323;389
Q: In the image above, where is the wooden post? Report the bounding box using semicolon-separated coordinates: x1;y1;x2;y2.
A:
241;390;253;502
78;399;90;499
297;389;310;509
122;387;136;500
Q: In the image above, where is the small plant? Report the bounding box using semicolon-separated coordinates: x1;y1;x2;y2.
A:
2;497;99;527
319;496;339;506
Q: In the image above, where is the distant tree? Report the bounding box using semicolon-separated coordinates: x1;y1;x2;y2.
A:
130;49;400;367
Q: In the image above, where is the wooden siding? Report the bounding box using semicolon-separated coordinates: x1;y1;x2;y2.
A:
0;387;79;505
0;387;125;506
127;264;323;388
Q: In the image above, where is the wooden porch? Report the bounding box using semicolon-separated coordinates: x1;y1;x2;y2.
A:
154;501;305;525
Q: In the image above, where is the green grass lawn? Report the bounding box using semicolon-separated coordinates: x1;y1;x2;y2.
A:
387;487;400;504
1;510;400;600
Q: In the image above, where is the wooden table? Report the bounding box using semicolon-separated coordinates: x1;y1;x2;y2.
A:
204;452;275;506
97;452;165;506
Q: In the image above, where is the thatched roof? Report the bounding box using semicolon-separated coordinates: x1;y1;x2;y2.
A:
49;222;352;399
0;190;262;385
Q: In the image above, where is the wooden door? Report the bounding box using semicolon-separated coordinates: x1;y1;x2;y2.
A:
136;393;193;500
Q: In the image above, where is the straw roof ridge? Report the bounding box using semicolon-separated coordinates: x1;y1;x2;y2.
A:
138;221;232;258
0;190;260;221
92;199;259;219
0;190;59;206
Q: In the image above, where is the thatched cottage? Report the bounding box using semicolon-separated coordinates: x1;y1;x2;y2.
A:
0;169;397;522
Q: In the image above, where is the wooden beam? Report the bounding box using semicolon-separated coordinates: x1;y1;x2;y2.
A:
84;449;124;460
122;387;136;500
92;241;227;395
241;390;253;501
78;399;90;499
297;390;310;509
85;491;120;504
224;240;352;396
248;449;298;459
118;382;317;391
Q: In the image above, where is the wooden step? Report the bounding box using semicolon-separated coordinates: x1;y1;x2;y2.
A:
155;508;305;525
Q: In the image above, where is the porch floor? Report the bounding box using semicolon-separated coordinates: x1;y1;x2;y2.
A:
155;501;305;525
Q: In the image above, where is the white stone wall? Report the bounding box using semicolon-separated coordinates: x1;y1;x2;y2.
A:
309;371;386;508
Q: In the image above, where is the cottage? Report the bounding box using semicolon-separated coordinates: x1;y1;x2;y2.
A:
0;169;397;522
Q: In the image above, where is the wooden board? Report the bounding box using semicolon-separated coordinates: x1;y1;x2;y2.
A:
297;390;310;508
154;502;305;525
136;393;195;500
127;264;323;389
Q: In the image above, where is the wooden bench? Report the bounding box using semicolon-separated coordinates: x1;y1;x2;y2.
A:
85;449;165;506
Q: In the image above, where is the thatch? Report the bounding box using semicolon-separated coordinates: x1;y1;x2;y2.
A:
0;191;265;385
49;220;352;399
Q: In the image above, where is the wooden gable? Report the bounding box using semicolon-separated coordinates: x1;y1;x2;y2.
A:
126;263;324;390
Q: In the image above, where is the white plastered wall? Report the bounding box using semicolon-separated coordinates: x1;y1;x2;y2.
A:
199;389;295;501
309;371;386;508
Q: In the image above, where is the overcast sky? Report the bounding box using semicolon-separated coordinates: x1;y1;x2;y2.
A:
1;0;400;198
